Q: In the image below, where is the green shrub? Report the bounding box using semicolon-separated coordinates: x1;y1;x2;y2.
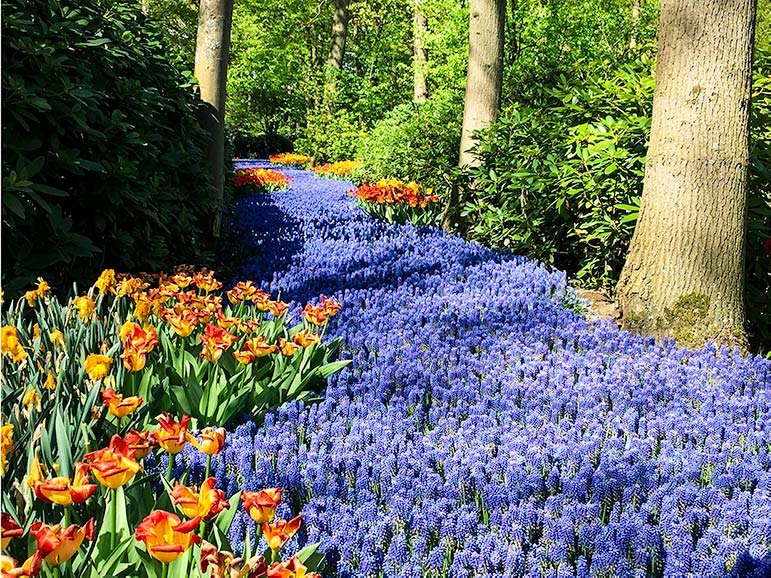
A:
295;108;364;163
465;57;654;287
1;0;213;295
355;88;464;190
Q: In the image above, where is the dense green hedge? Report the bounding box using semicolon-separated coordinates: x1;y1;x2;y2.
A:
2;0;213;294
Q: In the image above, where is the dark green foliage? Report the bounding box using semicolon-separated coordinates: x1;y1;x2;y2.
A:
355;88;463;189
464;57;654;287
2;0;212;294
746;48;771;347
231;132;294;159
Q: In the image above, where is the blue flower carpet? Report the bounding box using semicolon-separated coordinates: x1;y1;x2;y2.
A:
175;161;770;578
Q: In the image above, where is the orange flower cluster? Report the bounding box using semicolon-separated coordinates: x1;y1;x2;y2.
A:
233;168;292;192
349;178;439;208
311;159;362;177
268;153;312;167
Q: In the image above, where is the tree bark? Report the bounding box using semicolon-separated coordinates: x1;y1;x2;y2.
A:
324;0;349;104
629;0;640;49
458;0;506;169
413;1;428;103
194;0;234;240
443;0;505;231
616;0;756;348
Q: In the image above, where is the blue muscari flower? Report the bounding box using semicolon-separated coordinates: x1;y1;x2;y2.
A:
212;162;771;576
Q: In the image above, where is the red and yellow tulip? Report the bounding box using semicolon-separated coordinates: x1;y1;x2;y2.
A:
187;427;226;456
29;519;95;566
135;510;201;563
102;387;143;418
83;435;141;489
262;515;302;552
242;488;282;524
170;478;229;522
32;462;97;506
153;413;190;454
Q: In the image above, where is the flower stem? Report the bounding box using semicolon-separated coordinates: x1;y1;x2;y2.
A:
161;562;169;578
167;454;174;483
110;488;117;550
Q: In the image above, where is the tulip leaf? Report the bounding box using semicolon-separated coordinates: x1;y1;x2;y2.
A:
54;407;73;478
214;490;242;547
296;542;325;572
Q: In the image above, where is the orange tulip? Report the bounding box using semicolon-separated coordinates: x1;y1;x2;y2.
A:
277;338;298;357
242;488;282;524
93;269;116;294
84;354;112;381
135;510;201;563
72;296;95;322
120;321;159;352
102;387;143;418
320;295;341;316
199;324;237;362
266;300;289;318
1;326;27;363
261;515;302;552
301;305;327;327
244;336;278;358
1;423;13;476
187;427;226;456
0;553;45;577
33;462;97;506
153;413;190;454
83;435;141;489
164;306;198;337
170;478;230;522
29;518;94;566
266;556;320;578
200;542;267;578
193;272;222;293
233;349;256;365
238;319;262;334
1;513;23;550
292;330;320;348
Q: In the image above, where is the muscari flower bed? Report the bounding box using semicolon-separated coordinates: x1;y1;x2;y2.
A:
172;161;771;578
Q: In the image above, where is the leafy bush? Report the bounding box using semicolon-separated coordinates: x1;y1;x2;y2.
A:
355;88;463;191
295;109;364;163
1;0;212;295
231;132;294;159
465;57;654;287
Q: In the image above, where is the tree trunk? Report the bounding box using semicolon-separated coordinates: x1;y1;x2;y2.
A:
442;0;505;231
324;0;349;105
413;1;428;103
616;0;756;348
629;0;640;49
194;0;234;240
458;0;506;168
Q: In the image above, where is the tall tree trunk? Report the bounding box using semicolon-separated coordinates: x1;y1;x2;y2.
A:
194;0;234;240
616;0;756;348
442;0;505;231
629;0;640;48
413;1;428;103
458;0;506;168
324;0;349;106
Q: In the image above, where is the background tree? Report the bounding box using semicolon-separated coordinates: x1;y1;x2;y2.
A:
324;0;350;105
457;0;506;169
413;0;429;102
194;0;234;239
616;0;758;347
